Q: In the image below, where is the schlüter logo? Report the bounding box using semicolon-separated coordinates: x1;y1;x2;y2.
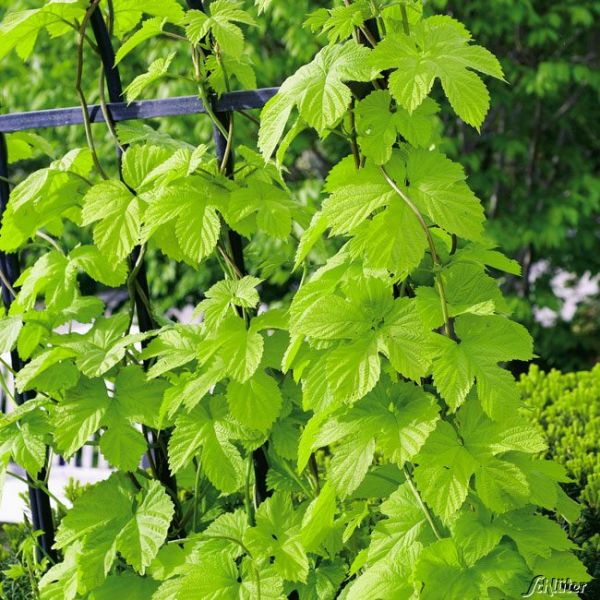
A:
522;575;589;597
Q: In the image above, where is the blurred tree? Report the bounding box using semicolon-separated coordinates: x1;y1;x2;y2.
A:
431;0;600;369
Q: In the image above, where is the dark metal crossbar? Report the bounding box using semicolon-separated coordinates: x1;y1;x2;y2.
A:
0;88;278;133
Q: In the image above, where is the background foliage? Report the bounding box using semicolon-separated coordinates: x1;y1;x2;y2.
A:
519;365;600;598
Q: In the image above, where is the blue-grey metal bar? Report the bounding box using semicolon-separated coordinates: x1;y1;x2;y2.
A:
0;88;278;133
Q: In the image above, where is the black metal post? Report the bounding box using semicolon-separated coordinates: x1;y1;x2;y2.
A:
186;0;271;506
0;134;56;561
88;7;178;503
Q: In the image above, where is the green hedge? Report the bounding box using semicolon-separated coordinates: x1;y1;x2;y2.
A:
519;364;600;597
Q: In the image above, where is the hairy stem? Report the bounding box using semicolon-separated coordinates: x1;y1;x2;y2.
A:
98;69;124;153
403;465;443;540
0;266;16;298
6;470;67;513
75;0;108;180
348;99;361;169
380;165;454;337
400;4;410;35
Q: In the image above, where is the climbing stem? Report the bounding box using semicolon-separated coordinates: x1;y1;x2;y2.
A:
6;470;68;513
191;48;230;139
98;69;124;153
75;0;108;180
401;3;410;35
219;113;235;174
245;454;256;526
348;99;361;169
0;266;16;298
380;165;454;338
403;465;443;540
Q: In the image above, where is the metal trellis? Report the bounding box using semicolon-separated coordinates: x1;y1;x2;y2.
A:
0;2;279;557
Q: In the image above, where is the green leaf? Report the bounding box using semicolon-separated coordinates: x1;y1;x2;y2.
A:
382;298;432;381
112;0;185;38
296;562;346;600
142;326;200;379
227;370;283;433
115;17;166;65
452;508;503;566
207;52;257;94
98;366;167;470
54;473;133;549
6;131;54;163
228;181;293;239
211;316;264;383
294;212;328;271
258;42;377;157
310;3;369;44
88;573;159;600
351;200;428;277
414;538;480;599
416;262;509;329
347;561;414;600
142;179;222;264
100;420;147;472
405;148;485;241
0;149;91;252
475;457;530;513
168;396;244;493
456;314;534;363
476;363;522;421
322;164;395;235
355;90;398;165
15;347;77;393
258;93;297;161
431;336;474;411
125;53;176;103
114;365;168;429
39;542;81;600
354;92;439;163
60;314;145;378
497;510;577;569
244;493;309;582
13;250;77;312
394;98;440;148
0;317;22;353
293;295;370;341
0;3;85;62
326;336;381;404
301;482;336;551
180;359;227;412
53;377;110;458
329;428;376;498
369;16;504;128
5;411;48;476
70;245;128;287
54;474;172;585
413;421;477;522
185;2;256;58
116;480;174;574
122;144;174;193
196;276;262;328
366;482;436;565
531;550;591;583
81;180;142;262
377;383;440;466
